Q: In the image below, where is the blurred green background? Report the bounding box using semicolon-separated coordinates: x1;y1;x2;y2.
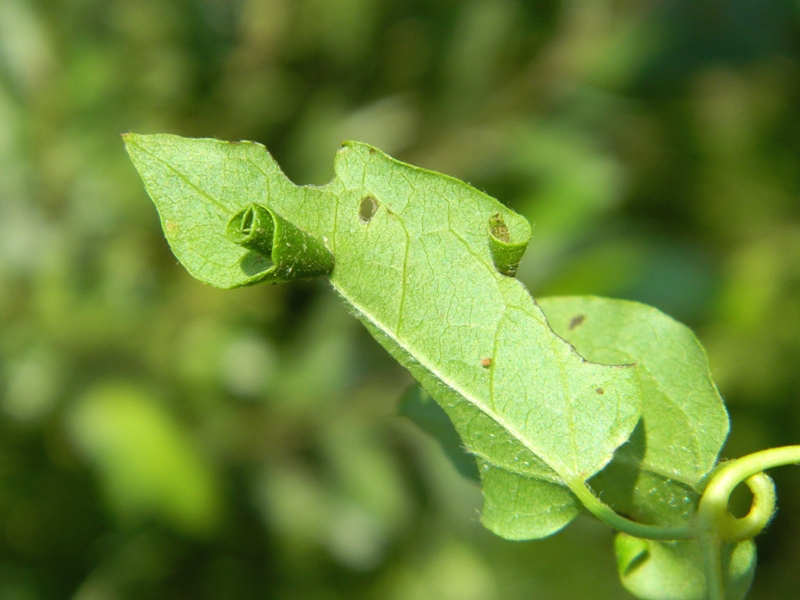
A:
1;0;800;598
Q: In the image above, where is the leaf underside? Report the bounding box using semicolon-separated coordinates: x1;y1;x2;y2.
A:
538;296;729;526
125;133;644;539
538;297;739;598
126;135;735;571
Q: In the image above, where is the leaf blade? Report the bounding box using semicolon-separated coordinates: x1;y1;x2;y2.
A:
126;134;644;540
538;295;729;488
398;383;579;538
330;143;641;484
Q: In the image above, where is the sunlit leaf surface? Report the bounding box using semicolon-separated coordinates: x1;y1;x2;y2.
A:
126;133;643;538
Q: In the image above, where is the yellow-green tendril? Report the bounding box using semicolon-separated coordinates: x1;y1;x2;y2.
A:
697;447;800;543
695;445;800;600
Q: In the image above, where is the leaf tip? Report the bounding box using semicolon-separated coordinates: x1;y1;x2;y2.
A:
121;132;148;157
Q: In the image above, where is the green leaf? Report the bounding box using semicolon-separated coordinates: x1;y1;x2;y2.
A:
124;134;333;289
478;460;580;540
538;296;729;524
615;533;756;600
125;133;642;539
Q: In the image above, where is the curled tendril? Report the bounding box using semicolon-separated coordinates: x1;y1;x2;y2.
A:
574;446;798;546
717;471;776;542
694;446;800;600
695;447;800;543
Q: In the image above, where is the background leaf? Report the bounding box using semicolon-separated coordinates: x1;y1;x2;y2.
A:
397;385;479;482
615;533;756;600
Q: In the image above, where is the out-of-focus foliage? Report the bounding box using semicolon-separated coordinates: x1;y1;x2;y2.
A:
1;0;799;598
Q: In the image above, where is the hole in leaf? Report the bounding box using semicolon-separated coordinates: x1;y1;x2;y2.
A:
359;196;378;223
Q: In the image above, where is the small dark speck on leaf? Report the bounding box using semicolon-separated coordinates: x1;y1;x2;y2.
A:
368;147;376;154
481;358;492;368
569;314;586;330
596;387;604;395
359;196;378;223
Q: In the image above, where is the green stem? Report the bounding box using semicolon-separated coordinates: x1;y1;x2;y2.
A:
700;531;725;600
572;447;798;544
569;480;694;540
699;473;774;600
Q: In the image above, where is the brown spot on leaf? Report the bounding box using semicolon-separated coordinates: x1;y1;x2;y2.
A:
164;220;178;235
569;314;586;330
481;358;492;368
596;387;604;395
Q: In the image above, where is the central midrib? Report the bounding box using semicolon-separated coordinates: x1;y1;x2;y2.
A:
333;281;578;480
